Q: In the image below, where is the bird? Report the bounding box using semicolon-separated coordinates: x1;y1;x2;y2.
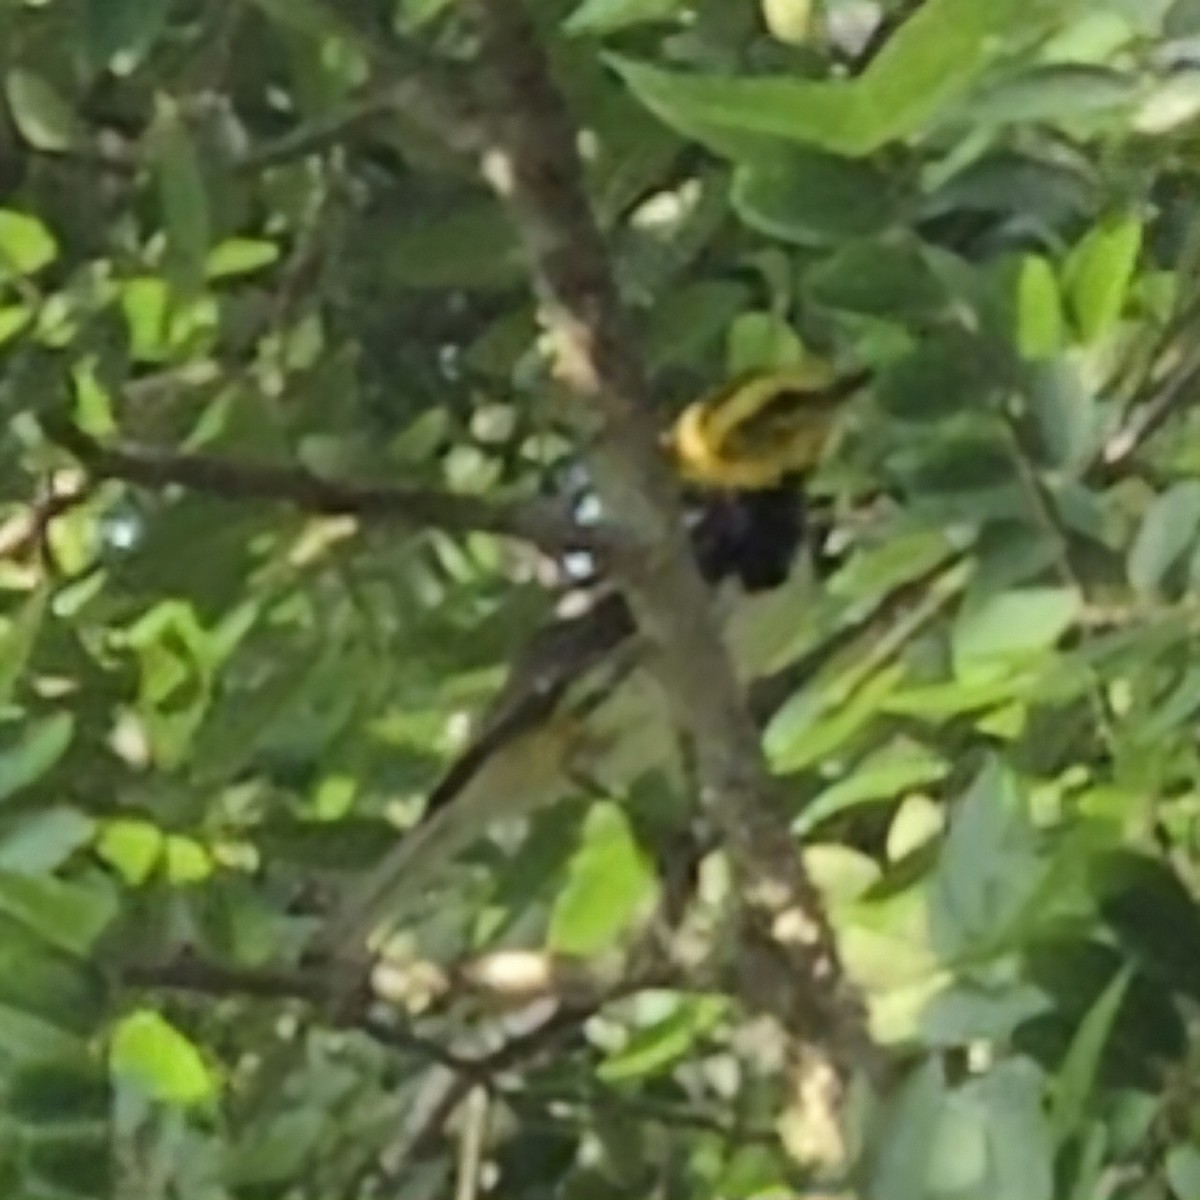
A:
318;359;871;952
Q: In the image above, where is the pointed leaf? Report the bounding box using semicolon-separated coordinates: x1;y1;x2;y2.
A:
548;802;655;955
110;1010;216;1105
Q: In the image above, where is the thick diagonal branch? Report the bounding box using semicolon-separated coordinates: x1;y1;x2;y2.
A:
465;0;876;1137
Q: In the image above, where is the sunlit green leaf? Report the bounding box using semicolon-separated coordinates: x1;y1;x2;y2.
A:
1064;212;1143;343
110;1010;216;1105
598;994;726;1081
796;740;949;836
1014;254;1067;359
548;802;655;955
952;587;1080;682
205;237;281;279
725;310;805;374
0;209;59;277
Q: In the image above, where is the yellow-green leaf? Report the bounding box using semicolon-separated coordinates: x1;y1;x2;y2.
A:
110;1010;216;1105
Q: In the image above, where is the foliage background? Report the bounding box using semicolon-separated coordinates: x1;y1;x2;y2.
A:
5;0;1200;1197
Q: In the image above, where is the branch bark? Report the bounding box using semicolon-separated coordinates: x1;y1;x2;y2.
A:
464;0;877;1164
46;422;603;557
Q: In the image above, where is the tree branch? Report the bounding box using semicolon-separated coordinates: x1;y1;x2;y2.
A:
1096;343;1200;476
464;0;877;1165
45;422;605;557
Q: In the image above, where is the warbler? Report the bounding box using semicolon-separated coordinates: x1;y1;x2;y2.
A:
320;360;870;950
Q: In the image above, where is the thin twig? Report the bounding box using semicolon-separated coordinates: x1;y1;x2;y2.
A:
120;957;327;1003
120;956;471;1070
1097;343;1200;475
0;484;90;563
45;420;606;557
848;0;927;72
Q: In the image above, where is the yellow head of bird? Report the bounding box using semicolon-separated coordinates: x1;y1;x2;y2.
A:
666;362;868;491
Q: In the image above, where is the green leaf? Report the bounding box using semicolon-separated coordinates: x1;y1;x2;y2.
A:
244;0;358;41
0;304;31;345
958;64;1138;128
871;1060;1054;1200
806;238;947;321
0;1006;87;1064
0;209;59;277
926;1089;989;1194
165;835;211;883
110;1010;216;1106
928;758;1042;959
730;148;898;244
205;237;281;280
547;802;655;955
26;1134;112;1197
0;808;95;874
1127;481;1200;595
725;310;805;375
0;588;49;706
1134;69;1200;134
357;203;524;290
598;994;727;1081
0;714;75;803
865;1060;948;1200
644;280;750;369
564;0;685;35
609;0;1070;157
82;0;171;72
921;980;1049;1046
887;794;945;861
0;872;118;956
1165;1144;1200;1200
1014;254;1067;360
1049;966;1133;1146
957;1059;1053;1200
395;0;456;32
803;843;881;899
7;1059;110;1126
1064;212;1143;343
148;96;211;301
765;663;906;773
1093;851;1200;1001
952;587;1081;682
1025;361;1100;469
876;327;1009;421
796;740;950;837
608;53;853;156
120;275;170;361
96;818;163;885
225;1108;325;1185
0;920;108;1035
4;68;80;152
924;151;1096;233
